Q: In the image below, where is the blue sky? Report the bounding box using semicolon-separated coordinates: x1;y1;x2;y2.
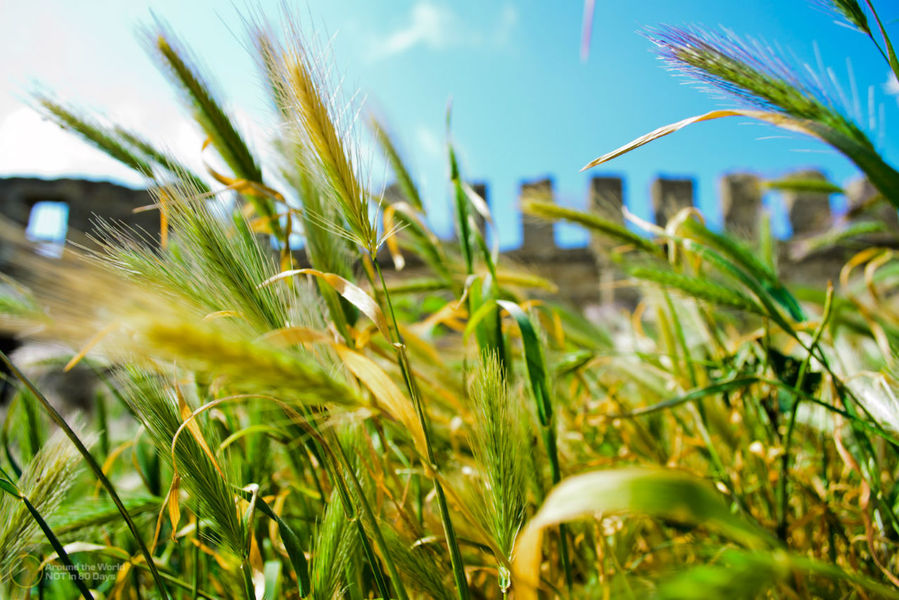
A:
2;1;898;248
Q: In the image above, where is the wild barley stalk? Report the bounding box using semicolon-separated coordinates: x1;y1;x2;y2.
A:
35;96;155;177
148;24;283;242
256;17;471;596
0;430;84;576
122;369;246;558
468;352;526;595
647;25;899;203
0;474;94;599
263;23;377;255
287;416;400;600
309;491;352;600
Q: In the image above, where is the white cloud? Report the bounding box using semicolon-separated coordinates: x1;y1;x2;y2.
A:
0;103;221;188
0;106;143;185
374;3;454;59
371;2;519;60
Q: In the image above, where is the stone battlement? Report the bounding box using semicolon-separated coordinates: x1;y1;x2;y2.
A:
383;170;898;310
0;172;894;312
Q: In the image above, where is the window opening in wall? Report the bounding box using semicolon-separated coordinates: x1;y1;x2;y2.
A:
26;201;69;258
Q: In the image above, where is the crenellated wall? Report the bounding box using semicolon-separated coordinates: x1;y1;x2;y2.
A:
382;170;899;311
1;173;895;313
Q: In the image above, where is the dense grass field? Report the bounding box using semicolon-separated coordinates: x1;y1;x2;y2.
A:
3;1;899;598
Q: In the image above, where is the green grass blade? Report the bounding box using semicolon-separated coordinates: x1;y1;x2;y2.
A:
449;142;475;274
628;266;763;313
35;96;154;177
239;490;311;596
513;467;773;599
523;199;660;255
19;494;94;599
763;176;844;195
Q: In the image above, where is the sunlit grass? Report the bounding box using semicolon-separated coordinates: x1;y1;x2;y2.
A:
1;1;899;598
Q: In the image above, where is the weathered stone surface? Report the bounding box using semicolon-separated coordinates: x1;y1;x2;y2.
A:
589;177;624;219
651;177;694;226
589;176;624;243
2;170;893;324
847;177;899;230
781;169;831;236
0;177;157;242
589;176;625;306
721;173;762;240
520;178;556;256
0;178;159;414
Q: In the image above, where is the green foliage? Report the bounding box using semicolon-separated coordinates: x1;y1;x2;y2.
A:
309;493;351;600
3;2;899;599
0;430;85;578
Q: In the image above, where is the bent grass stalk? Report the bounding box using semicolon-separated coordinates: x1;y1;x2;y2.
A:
0;351;171;599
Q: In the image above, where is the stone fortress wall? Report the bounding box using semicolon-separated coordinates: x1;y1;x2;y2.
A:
384;170;897;313
0;172;893;315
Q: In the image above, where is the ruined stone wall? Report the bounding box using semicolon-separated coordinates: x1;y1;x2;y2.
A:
1;173;894;316
0;177;158;280
380;170;897;314
0;177;157;236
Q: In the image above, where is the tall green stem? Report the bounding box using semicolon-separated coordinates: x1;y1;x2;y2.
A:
6;486;94;600
373;258;471;600
777;284;834;541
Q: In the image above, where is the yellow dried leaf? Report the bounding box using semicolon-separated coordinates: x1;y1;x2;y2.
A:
582;109;803;171
335;344;427;455
176;386;225;480
382;204;406;271
64;322;118;372
159;188;170;249
203;310;244;321
112;560;132;599
259;325;331;347
168;474;182;540
260;268;391;340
